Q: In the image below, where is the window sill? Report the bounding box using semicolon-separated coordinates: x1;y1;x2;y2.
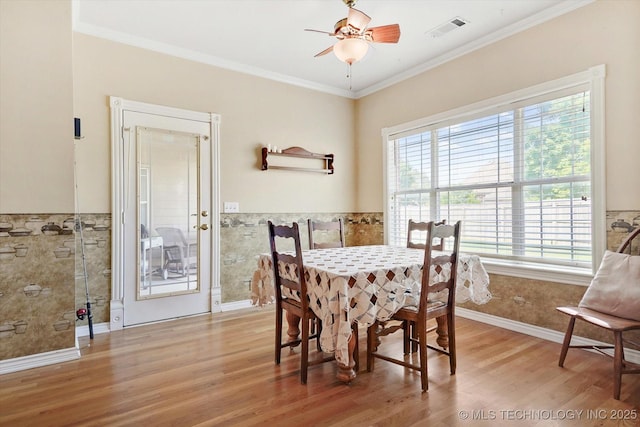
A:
481;258;593;286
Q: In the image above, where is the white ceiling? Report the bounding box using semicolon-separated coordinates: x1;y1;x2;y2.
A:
72;0;592;98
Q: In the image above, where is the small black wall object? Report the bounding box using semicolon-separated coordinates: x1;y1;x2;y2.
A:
74;117;81;139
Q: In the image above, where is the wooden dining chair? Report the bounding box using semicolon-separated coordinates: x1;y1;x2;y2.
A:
306;218;344;337
307;218;346;249
268;221;333;384
407;219;446;251
406;219;447;352
556;227;640;400
368;220;461;392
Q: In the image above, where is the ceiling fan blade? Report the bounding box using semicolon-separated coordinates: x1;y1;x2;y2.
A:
304;28;336;36
367;24;401;43
347;7;371;33
314;45;334;57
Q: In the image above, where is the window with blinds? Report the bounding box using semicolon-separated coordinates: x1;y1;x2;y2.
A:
385;86;594;268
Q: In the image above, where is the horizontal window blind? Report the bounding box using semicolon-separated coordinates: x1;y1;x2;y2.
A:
386;88;592;267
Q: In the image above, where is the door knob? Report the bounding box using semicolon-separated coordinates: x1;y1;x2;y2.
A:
201;210;209;217
199;224;209;230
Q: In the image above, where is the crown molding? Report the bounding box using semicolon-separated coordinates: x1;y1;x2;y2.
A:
72;21;355;99
72;0;593;100
354;0;595;98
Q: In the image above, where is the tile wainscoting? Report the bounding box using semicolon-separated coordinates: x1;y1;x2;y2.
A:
1;210;637;361
219;212;384;303
460;210;640;349
0;213;110;360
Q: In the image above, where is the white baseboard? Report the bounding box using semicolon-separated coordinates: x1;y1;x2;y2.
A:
0;347;81;375
72;302;253;339
75;322;111;338
75;301;255;337
456;307;640;365
220;299;254;312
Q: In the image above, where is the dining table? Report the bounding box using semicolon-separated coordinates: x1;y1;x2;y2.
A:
251;244;491;383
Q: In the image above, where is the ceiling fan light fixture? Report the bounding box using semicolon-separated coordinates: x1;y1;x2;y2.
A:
333;38;369;65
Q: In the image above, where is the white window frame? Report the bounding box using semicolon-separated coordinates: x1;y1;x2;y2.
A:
382;65;606;286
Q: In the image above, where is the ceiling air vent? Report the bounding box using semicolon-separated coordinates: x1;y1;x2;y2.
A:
426;16;469;38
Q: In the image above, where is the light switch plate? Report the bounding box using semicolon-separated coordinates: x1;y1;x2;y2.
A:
224;201;240;213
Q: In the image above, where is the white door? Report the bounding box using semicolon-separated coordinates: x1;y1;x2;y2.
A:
118;108;215;326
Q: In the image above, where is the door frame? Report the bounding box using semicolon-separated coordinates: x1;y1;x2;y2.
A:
109;96;222;331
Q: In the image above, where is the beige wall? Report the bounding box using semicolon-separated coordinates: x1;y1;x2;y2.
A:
0;0;76;360
355;0;640;212
72;34;357;214
5;1;635;217
0;0;74;213
3;0;640;362
352;0;640;347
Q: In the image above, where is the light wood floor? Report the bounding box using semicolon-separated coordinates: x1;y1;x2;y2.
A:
1;308;638;427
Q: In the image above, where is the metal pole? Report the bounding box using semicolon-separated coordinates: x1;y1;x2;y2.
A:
74;141;94;339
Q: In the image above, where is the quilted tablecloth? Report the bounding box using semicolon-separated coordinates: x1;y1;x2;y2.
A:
252;245;491;365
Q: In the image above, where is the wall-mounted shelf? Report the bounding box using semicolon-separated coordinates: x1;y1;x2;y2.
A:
261;146;334;174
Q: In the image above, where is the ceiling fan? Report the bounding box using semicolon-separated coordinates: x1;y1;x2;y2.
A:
305;0;401;65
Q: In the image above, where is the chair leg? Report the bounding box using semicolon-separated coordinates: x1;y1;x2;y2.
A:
447;312;456;375
403;320;410;355
275;305;283;364
367;321;378;372
558;316;576;367
316;318;322;352
352;322;359;373
613;331;623;400
418;318;428;392
411;321;418;353
402;320;419;354
300;315;310;384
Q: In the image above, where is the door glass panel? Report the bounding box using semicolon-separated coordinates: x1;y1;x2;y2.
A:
137;127;199;299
